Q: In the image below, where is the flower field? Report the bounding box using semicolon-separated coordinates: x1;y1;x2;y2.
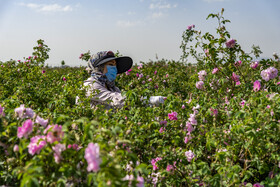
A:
1;10;280;186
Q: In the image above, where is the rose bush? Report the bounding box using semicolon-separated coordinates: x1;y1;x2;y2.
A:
1;9;280;186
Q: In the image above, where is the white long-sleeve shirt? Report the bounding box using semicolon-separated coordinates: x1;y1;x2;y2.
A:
83;76;126;109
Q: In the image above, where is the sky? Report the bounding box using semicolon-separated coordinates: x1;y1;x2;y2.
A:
0;0;279;67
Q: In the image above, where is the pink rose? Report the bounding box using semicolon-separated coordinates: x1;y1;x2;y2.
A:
250;61;259;69
198;70;207;81
35;116;48;127
196;81;204;90
231;72;240;82
28;135;46;155
84;143;101;172
225;39;236;48
13;145;19;152
184;134;192;144
52;143;66;163
168;111;178;121
185;150;195;162
186;122;194;133
0;105;5;117
166;165;174;172
17;119;33;139
15;104;35;119
44;124;64;143
253;80;261;92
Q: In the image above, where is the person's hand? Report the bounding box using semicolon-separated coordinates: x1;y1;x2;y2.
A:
149;96;165;106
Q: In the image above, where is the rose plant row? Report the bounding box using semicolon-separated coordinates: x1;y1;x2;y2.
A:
1;9;280;186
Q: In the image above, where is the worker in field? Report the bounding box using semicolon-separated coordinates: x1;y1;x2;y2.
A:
79;51;164;109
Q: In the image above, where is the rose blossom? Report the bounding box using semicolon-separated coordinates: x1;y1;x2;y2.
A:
253;80;261;92
184;133;192;144
35;116;48;127
250;61;259;69
188;113;197;125
13;145;19;152
17;119;33;139
210;108;218;117
225;39;236;48
15;104;35;119
52;143;66;163
0;105;5;117
25;108;35;118
261;69;270;81
234;60;242;67
268;67;278;79
166;165;174;172
160;120;167;125
267;105;271;109
196;81;204;90
212;68;219;74
136;176;145;187
151;157;162;170
253;183;264;187
185;150;195;162
44;124;64;143
186;122;194;133
193;104;200;111
168;111;178;121
198;70;207;81
84;143;101;172
27;135;46;155
231;72;240;82
261;67;278;81
240;100;246;108
138;64;143;69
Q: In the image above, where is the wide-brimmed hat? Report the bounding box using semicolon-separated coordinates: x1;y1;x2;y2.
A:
88;51;133;74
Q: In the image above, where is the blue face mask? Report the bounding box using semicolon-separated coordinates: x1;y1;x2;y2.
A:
105;65;117;82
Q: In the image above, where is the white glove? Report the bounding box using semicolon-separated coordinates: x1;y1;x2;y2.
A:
141;96;165;106
149;96;165;106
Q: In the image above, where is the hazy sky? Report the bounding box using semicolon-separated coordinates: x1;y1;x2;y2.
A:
0;0;279;66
